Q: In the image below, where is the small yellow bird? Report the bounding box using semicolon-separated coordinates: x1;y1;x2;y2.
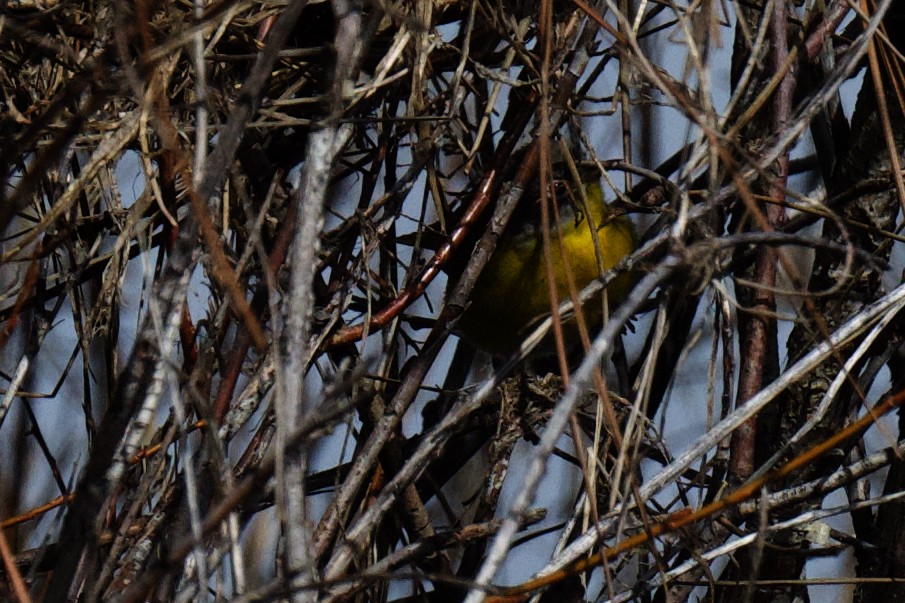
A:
456;169;635;356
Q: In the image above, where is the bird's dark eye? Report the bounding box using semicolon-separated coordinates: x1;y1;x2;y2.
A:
551;180;569;197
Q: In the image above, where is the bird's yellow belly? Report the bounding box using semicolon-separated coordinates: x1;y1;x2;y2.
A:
456;213;634;356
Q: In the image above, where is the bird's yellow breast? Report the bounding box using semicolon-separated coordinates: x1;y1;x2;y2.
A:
456;182;635;356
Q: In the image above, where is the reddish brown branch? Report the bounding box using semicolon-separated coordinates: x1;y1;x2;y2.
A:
495;386;905;601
